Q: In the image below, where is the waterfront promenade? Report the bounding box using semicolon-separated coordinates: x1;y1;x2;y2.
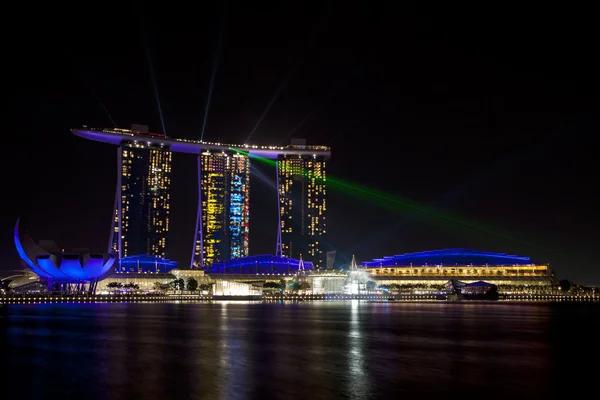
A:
1;293;599;304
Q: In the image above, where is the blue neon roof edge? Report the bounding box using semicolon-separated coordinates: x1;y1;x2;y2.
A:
361;248;534;266
119;254;178;265
208;254;313;272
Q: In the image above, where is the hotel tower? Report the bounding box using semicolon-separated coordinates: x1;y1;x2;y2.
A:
192;150;251;267
277;139;328;269
72;126;330;269
110;125;172;258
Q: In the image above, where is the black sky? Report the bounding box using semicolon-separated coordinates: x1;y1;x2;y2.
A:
3;2;599;284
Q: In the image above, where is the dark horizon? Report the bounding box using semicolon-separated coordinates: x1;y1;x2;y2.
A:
3;2;599;284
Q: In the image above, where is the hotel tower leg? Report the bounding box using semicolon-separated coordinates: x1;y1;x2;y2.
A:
275;159;283;257
108;146;123;258
191;153;204;269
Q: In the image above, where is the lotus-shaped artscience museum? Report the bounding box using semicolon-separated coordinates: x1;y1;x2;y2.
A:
14;218;116;283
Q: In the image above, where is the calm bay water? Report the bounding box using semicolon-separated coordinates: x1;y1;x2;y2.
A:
1;301;598;399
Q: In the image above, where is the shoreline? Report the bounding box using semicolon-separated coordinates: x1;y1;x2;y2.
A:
1;293;599;304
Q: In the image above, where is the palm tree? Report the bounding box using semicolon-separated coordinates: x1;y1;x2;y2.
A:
186;278;198;292
198;283;213;294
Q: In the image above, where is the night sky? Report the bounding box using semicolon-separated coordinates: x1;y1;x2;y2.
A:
3;3;598;284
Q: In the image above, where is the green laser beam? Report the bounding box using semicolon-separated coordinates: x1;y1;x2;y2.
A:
230;148;559;256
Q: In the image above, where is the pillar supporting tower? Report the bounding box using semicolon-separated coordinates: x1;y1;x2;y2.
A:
275;160;283;257
275;159;283;257
108;146;123;257
191;153;204;269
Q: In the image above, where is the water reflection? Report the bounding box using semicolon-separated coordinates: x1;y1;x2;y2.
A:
2;302;600;399
219;301;251;399
346;300;370;399
219;301;229;367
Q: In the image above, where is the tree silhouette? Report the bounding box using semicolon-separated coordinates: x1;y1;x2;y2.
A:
123;283;139;290
186;278;198;292
366;281;377;292
106;282;123;293
290;281;310;292
559;279;571;292
263;281;281;289
198;283;213;293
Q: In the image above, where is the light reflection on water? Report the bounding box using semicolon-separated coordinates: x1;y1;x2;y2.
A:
348;300;369;399
1;301;599;399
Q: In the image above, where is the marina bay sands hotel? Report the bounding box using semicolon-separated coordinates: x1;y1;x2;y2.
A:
71;125;331;269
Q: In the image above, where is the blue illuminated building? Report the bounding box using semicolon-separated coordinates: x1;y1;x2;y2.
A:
193;151;250;268
362;249;536;267
207;255;312;274
229;158;250;259
115;255;178;273
14;219;115;293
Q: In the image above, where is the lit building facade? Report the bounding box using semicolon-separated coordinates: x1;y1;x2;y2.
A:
362;249;554;289
228;153;251;259
194;151;250;267
278;151;327;269
111;140;171;259
213;280;262;296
